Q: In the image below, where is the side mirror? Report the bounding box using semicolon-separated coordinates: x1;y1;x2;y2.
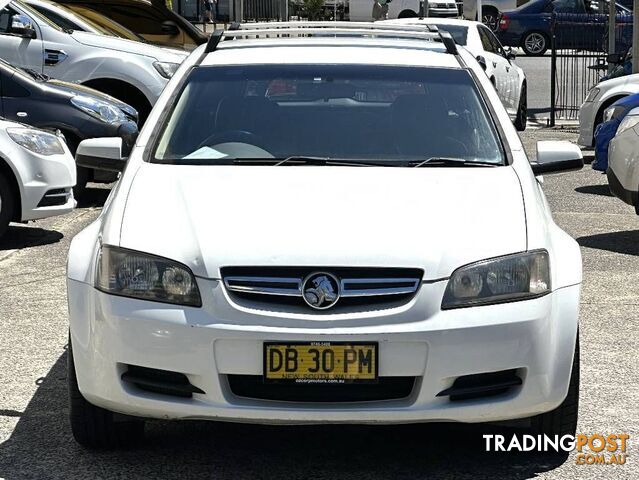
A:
117;121;139;158
476;55;487;71
505;47;516;60
10;14;36;39
76;137;127;172
531;141;583;175
161;20;180;36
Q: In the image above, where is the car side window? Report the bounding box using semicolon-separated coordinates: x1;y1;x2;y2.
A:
552;0;583;13
478;27;497;53
486;29;507;57
0;7;13;33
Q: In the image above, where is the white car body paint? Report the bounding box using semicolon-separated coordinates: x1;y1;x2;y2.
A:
67;36;582;425
607;106;639;211
578;73;639;147
0;119;76;223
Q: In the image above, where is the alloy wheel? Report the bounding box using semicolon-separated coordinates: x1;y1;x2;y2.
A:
524;33;546;55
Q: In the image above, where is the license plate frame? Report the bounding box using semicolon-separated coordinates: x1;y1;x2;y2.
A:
263;342;379;384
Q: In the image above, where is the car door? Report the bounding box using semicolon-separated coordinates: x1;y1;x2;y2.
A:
0;4;43;72
487;27;520;113
478;25;508;103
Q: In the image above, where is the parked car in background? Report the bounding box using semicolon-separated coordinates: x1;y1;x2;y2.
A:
497;0;632;56
0;118;75;238
55;0;208;49
385;17;528;129
0;0;188;122
592;92;639;172
0;58;137;196
25;0;150;41
463;0;531;31
349;0;458;21
608;105;639;213
578;73;639;147
67;22;582;449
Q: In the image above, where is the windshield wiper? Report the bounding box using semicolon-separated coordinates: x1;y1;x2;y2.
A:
409;157;498;168
272;156;397;167
22;68;49;81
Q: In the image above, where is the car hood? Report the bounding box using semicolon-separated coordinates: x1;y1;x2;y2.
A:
70;31;188;63
597;72;639;93
119;164;527;280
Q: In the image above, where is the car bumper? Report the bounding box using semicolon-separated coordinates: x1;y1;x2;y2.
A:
578;101;596;147
427;8;458;18
69;279;580;425
608;131;639;211
17;150;76;221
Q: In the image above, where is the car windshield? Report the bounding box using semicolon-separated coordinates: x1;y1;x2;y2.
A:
153;65;504;166
432;25;468;45
49;2;145;41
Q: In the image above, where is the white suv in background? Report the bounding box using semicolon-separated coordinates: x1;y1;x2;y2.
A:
0;0;187;121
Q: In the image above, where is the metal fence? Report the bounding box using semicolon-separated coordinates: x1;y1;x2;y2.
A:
550;12;633;124
242;0;287;21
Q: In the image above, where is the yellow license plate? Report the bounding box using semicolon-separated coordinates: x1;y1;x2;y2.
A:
263;342;378;383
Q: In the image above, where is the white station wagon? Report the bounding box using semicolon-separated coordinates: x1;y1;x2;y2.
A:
67;23;583;448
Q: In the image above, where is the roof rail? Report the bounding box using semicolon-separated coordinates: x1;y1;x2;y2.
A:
203;22;459;56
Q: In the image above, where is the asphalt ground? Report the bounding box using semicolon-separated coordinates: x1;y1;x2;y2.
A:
0;128;638;479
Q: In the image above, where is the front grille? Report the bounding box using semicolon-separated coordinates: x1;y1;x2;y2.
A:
37;188;70;207
121;365;205;398
222;267;423;312
227;375;416;402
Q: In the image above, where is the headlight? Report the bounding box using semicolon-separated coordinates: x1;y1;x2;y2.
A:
442;250;550;309
584;87;600;102
616;114;639;135
96;245;202;307
6;127;65;155
71;95;127;124
603;105;627;122
153;61;180;79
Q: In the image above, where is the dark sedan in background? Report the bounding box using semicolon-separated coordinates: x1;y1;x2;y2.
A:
0;59;138;196
497;0;632;55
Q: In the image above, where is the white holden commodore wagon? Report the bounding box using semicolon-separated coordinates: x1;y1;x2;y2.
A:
67;23;584;448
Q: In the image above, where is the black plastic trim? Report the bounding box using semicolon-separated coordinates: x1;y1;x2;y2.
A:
531;157;583;176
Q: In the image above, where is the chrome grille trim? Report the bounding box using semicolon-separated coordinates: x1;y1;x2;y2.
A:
224;276;302;296
224;274;421;298
340;278;421;297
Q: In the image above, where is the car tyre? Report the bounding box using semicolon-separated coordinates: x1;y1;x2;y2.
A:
0;172;15;239
521;31;549;56
481;7;499;31
398;10;417;19
514;83;527;131
530;332;579;438
68;336;145;449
